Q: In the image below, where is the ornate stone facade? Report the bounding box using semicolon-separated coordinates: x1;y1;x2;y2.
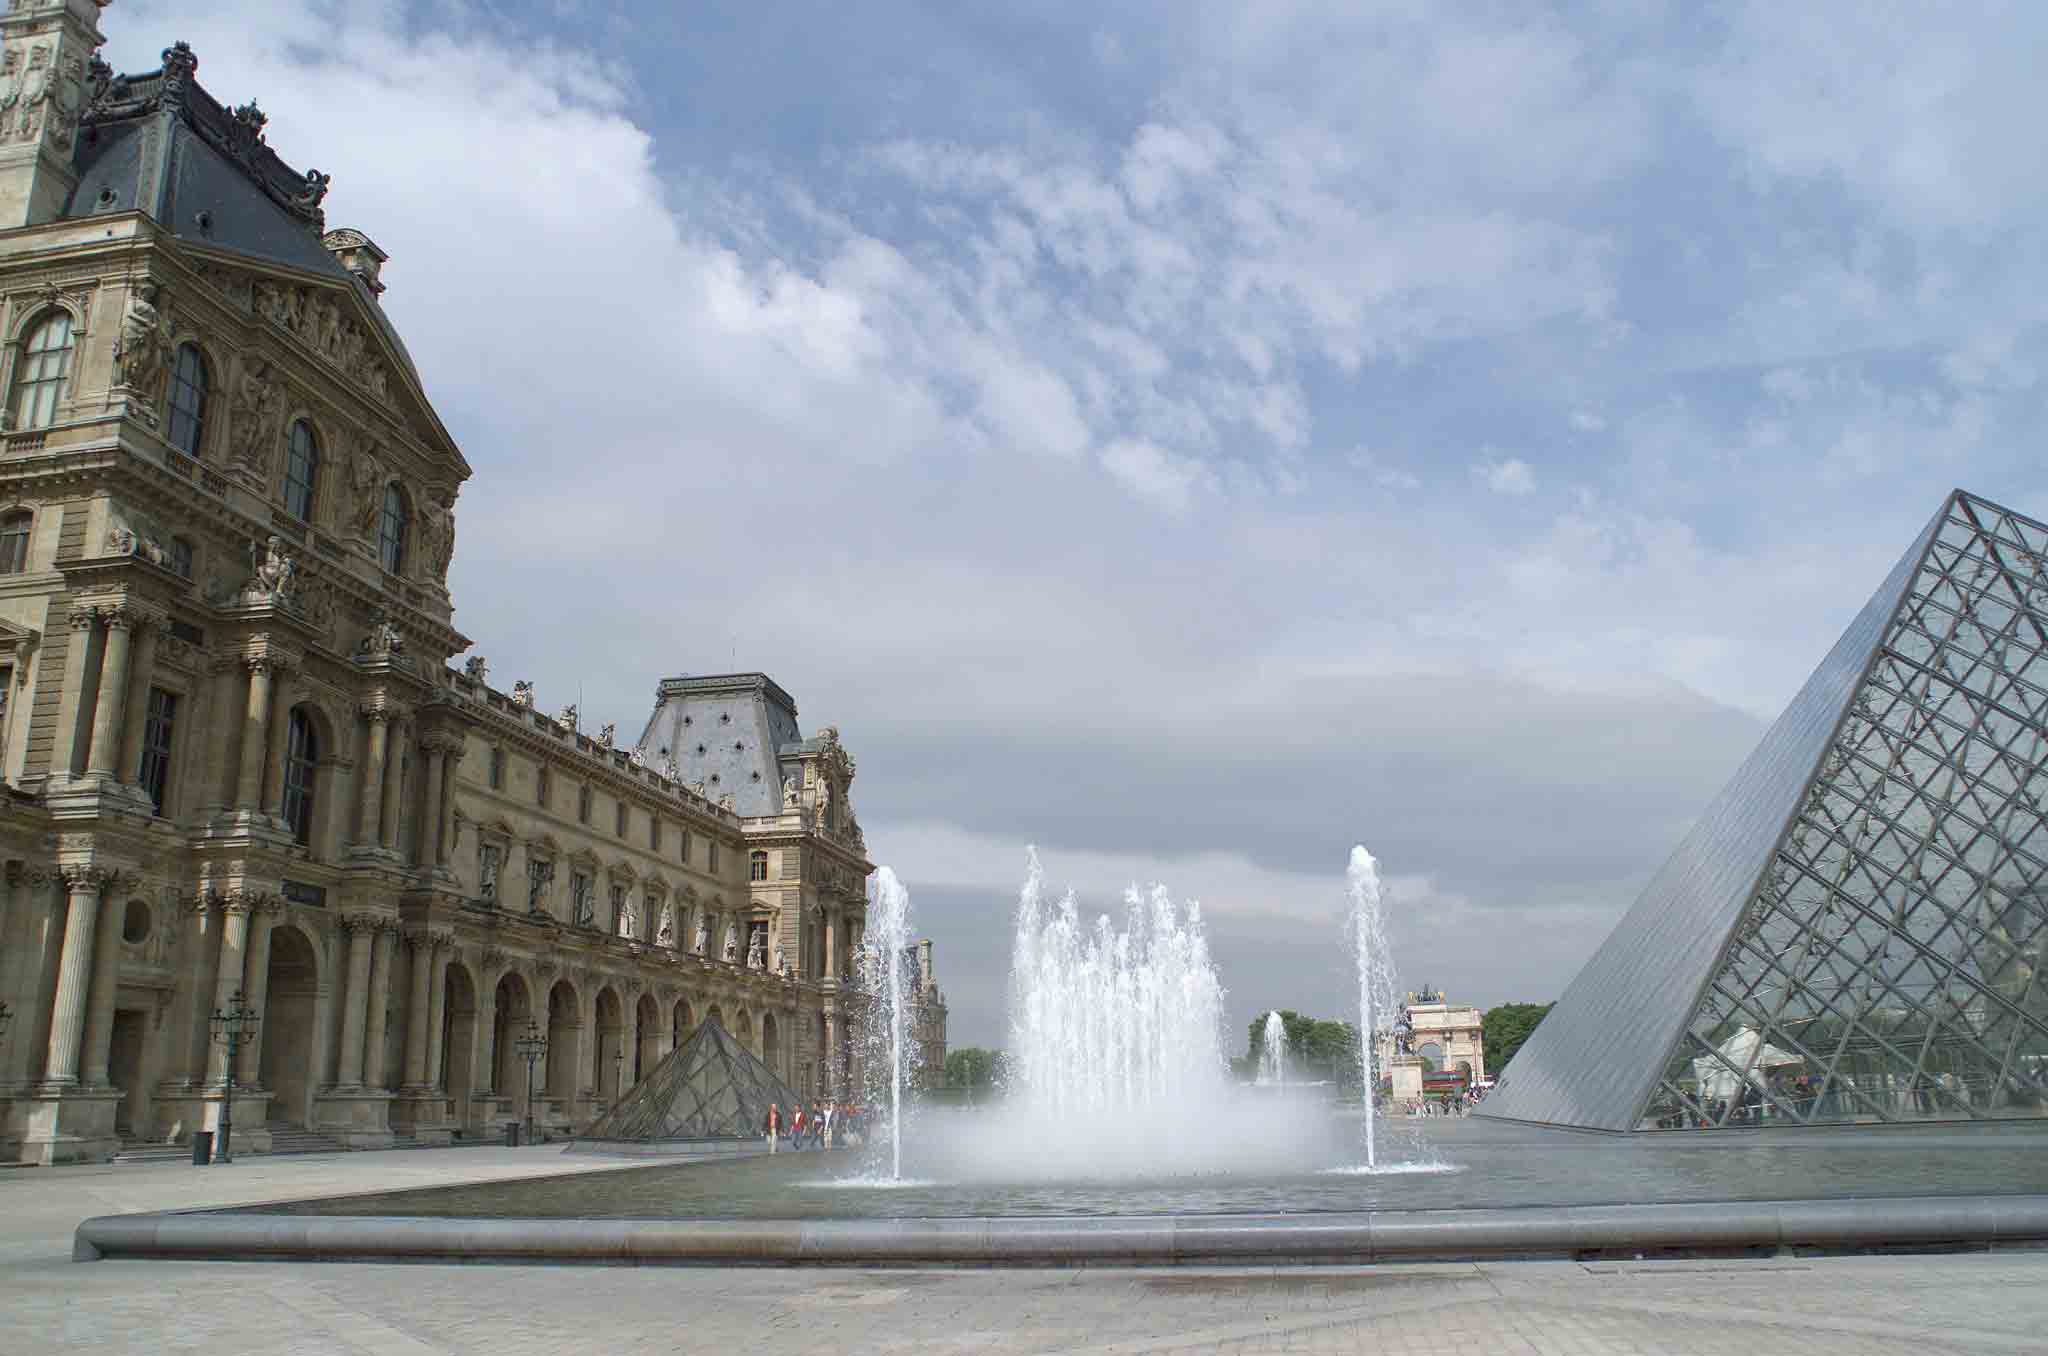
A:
0;10;941;1164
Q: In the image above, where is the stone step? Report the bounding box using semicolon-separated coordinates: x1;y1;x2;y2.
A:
112;1139;190;1165
262;1123;346;1156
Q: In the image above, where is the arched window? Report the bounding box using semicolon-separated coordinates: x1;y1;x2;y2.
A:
284;419;319;521
0;510;29;575
377;482;407;574
11;310;75;429
281;708;319;846
749;850;768;882
165;343;209;456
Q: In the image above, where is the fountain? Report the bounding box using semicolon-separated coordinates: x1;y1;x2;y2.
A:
1349;844;1393;1170
1259;1011;1288;1088
858;866;916;1182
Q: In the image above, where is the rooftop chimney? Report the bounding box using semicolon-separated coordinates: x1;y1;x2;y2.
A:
321;228;388;299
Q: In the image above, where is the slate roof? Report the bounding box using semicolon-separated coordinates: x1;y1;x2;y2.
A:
636;673;807;818
67;41;418;383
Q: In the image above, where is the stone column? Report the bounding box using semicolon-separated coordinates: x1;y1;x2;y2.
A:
260;671;297;819
205;897;252;1083
79;884;128;1086
116;616;161;785
824;909;838;980
823;1012;841;1099
401;930;437;1089
356;707;390;848
83;607;136;776
361;923;398;1090
333;914;376;1088
177;895;221;1085
378;715;409;849
233;657;277;810
49;609;99;778
471;967;499;1098
422;938;450;1092
43;867;109;1085
235;902;278;1085
418;742;447;869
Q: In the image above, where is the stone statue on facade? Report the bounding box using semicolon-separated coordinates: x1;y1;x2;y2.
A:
243;534;297;605
356;610;404;659
510;680;534;709
723;924;739;963
693;915;708;955
597;722;615;750
747;930;766;970
463;654;488;682
227;357;286;481
783;776;798;809
115;281;171;409
478;844;500;903
416;493;455;584
628;746;646;769
559;702;578;733
656;903;675;948
346;444;384;539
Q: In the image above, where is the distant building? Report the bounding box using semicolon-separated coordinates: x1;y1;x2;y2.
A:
1379;988;1486;1102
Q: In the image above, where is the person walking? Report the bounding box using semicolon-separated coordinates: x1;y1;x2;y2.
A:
790;1105;806;1147
766;1102;780;1153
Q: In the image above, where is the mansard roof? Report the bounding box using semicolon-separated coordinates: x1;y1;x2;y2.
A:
64;41;457;463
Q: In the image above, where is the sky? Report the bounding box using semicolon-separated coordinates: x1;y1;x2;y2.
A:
109;1;2048;1052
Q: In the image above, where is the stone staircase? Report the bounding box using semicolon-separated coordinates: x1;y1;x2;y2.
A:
111;1137;190;1165
262;1122;346;1156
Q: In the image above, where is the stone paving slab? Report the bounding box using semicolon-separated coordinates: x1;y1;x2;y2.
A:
7;1148;2048;1353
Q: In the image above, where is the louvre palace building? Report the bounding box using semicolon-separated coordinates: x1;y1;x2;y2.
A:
0;1;943;1164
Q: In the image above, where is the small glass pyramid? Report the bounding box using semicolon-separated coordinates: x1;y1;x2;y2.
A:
579;1016;807;1140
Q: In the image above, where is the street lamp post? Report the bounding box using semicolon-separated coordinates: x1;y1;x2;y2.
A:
613;1044;625;1104
209;988;261;1164
514;1018;548;1145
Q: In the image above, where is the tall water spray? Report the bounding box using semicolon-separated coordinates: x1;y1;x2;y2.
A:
1348;845;1395;1169
1008;848;1227;1118
860;867;916;1181
1259;1011;1288;1088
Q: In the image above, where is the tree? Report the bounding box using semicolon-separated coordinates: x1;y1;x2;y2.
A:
944;1046;1002;1092
1241;1010;1362;1091
1481;1002;1554;1074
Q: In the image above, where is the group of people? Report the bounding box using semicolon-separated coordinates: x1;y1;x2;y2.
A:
763;1101;869;1152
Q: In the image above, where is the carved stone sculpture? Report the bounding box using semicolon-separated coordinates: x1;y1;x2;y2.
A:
241;534;297;605
510;680;534;710
782;776;798;808
346;444;384;540
227;357;287;481
463;654;489;682
417;493;455;585
724;924;739;963
559;703;578;733
597;723;615;750
115;281;170;410
656;903;675;948
357;611;404;660
694;916;708;956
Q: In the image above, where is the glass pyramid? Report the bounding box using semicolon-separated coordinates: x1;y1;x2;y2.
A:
578;1017;806;1141
1480;490;2048;1132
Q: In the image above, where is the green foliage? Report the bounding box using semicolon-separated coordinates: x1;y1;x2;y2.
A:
1481;1002;1554;1073
943;1046;1003;1091
1242;1010;1362;1090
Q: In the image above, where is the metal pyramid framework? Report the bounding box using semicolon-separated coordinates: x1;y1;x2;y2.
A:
1480;490;2048;1132
578;1017;804;1141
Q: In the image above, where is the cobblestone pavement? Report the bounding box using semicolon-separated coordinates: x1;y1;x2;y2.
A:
5;1148;2046;1354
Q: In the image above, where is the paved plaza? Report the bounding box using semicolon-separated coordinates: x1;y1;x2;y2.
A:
2;1147;2046;1354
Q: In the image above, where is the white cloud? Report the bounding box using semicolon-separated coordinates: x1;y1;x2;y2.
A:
1569;409;1607;432
1100;439;1210;514
1476;457;1538;496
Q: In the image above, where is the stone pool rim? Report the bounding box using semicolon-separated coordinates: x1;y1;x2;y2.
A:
74;1193;2048;1266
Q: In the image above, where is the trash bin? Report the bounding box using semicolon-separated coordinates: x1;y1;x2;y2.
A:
191;1130;213;1166
504;1122;521;1148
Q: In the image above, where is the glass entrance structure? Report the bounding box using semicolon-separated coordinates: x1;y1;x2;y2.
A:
1479;490;2048;1131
